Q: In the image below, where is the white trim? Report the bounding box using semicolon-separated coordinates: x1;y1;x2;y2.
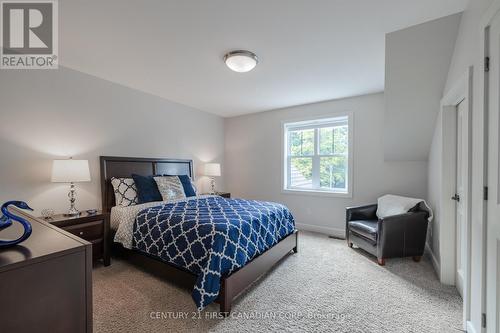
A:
464;67;474;332
282;188;352;198
439;67;473;330
281;111;354;198
438;104;457;285
425;242;441;279
284;117;348;131
295;223;345;239
466;320;477;333
479;4;500;331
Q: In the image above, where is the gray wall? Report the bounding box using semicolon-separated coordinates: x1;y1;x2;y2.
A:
427;110;443;262
384;13;461;161
0;67;225;215
225;93;427;235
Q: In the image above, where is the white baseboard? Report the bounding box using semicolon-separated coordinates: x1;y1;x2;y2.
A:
466;320;477;333
425;242;441;279
295;223;345;239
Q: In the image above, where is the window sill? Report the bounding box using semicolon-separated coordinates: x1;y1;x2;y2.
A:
281;188;352;198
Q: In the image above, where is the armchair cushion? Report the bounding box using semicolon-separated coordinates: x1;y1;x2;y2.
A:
348;220;378;244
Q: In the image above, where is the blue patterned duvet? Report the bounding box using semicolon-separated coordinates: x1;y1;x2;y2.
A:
132;196;295;310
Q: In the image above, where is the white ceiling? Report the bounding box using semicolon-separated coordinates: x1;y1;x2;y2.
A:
60;0;467;117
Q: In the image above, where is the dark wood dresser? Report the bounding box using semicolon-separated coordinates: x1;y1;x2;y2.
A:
0;208;92;333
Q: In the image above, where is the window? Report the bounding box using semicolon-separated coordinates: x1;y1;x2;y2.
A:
283;114;352;196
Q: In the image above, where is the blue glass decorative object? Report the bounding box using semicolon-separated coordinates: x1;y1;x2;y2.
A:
0;201;33;248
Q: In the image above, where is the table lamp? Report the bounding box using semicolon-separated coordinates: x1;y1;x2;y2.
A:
51;158;91;216
204;163;221;194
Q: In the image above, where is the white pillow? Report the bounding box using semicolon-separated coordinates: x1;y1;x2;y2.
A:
376;195;423;220
154;176;186;201
111;177;139;207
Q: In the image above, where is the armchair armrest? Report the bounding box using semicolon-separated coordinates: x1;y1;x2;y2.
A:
377;211;429;259
346;204;378;242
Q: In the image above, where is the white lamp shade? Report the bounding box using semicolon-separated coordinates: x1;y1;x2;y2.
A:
51;159;91;183
204;163;221;177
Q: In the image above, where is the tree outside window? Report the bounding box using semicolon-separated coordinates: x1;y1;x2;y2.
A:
284;116;351;195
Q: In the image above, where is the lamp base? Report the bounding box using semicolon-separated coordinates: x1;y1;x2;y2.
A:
65;183;80;217
64;207;80;217
210;177;217;195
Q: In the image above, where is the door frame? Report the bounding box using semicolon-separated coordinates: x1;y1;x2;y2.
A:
439;67;473;330
481;2;500;331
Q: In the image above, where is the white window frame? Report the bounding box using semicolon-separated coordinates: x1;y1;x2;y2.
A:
281;112;353;198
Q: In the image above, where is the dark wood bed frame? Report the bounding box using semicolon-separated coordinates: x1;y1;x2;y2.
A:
100;156;298;314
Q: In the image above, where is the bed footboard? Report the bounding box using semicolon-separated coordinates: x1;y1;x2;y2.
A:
218;230;298;315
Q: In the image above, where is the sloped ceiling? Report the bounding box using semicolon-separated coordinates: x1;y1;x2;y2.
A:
384;13;462;161
59;0;467;117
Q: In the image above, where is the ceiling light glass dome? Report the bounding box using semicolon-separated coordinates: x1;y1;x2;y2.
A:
224;50;258;73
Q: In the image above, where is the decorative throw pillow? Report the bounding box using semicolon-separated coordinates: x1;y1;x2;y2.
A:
190;180;198;196
110;177;139;207
132;174;163;203
154;176;186;201
163;174;197;197
177;175;197;197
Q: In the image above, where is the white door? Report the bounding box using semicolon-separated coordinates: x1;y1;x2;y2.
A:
487;10;500;332
455;100;467;298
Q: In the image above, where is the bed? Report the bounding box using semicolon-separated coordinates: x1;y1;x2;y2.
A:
100;156;298;314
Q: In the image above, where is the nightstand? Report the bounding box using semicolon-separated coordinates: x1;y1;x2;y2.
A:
203;192;231;198
42;211;110;266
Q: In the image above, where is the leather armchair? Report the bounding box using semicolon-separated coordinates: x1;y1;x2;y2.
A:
345;203;429;265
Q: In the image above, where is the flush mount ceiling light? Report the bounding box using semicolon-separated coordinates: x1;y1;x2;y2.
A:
224;50;258;73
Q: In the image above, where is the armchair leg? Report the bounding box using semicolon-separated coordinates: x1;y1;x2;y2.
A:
412;256;422;262
377;258;385;266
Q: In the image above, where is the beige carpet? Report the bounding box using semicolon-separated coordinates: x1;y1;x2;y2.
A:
93;231;462;333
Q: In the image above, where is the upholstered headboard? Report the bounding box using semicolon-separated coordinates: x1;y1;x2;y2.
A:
100;156;193;213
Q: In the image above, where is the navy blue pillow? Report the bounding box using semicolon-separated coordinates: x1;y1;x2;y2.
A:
165;174;196;197
131;174;162;203
179;175;197;197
